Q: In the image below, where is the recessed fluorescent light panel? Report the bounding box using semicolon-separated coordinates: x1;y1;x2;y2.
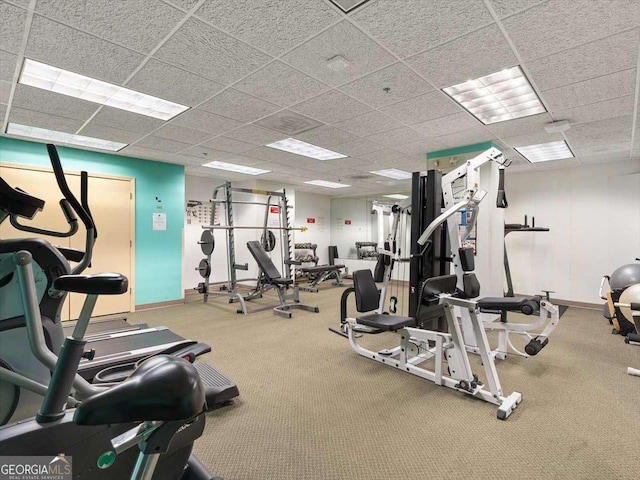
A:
369;169;412;180
266;138;348;161
202;161;270;175
383;194;409;200
19;59;189;120
515;140;574;163
304;180;350;189
6;123;126;151
442;66;546;125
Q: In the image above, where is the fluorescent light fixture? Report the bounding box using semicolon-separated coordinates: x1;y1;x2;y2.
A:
6;123;126;151
304;180;350;189
19;59;189;121
383;194;409;200
202;160;270;175
442;66;546;125
266;138;348;161
515;140;574;163
369;168;412;180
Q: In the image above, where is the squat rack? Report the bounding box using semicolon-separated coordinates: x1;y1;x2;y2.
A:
196;181;295;315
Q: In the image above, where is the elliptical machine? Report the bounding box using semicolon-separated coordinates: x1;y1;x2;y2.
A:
0;148;223;479
0;144;239;425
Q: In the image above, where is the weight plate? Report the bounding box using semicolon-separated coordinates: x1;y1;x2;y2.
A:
261;230;277;252
200;230;215;255
198;258;211;278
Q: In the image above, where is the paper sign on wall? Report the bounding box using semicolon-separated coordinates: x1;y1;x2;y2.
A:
153;213;167;231
270;206;280;213
344;220;352;225
307;217;316;224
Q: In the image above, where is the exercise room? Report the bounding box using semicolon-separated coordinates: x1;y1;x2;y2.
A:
0;1;638;479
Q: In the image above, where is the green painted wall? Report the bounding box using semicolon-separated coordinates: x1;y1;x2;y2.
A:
0;137;185;306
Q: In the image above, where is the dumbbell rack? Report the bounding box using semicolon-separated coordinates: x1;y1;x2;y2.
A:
294;243;319;278
356;241;378;259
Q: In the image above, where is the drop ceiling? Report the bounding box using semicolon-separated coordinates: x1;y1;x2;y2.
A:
0;0;638;197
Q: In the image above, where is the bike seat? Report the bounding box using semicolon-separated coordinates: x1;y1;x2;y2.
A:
74;355;205;426
53;272;128;295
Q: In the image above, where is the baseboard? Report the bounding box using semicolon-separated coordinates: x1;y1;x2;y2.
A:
135;298;185;311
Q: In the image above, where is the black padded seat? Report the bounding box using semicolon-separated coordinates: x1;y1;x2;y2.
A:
478;296;540;315
74;355;205;426
301;265;342;274
53;272;128;295
271;277;294;286
356;313;415;332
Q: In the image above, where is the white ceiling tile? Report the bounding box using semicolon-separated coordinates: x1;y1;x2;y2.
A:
154;18;271;85
34;0;186;53
233;61;328;107
195;0;341;56
380;90;462;125
224;124;288;145
0;49;18;82
78;123;143;144
119;145;178;162
0;2;27;54
126;60;224;107
154;124;214;145
542;69;637;110
339;63;433;108
26;15;145;84
199;88;281;123
282;21;396;87
12;85;98;121
202;136;256;154
134;135;191;153
91;106;165;134
332;111;403;137
294;125;359;147
534;158;581;169
351;0;493;58
502;148;528;165
407;24;517;88
412;112;481;138
182;145;232;161
487;0;547;18
527;29;640;91
556;96;636;126
503;0;640;61
329;138;384;157
243;146;317;166
8;107;84;133
0;104;7;123
171;109;243;136
392;138;447;156
565;115;633;140
433;128;497;148
290;90;372;124
359;148;408;165
365;127;426;148
0;81;11;104
487;113;552;139
502;131;564;147
577;148;631;164
163;0;199;12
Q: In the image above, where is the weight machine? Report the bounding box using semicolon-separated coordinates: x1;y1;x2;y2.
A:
195;181;304;315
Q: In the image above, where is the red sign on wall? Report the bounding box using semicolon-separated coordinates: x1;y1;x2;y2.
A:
344;220;352;225
270;206;280;214
307;218;316;224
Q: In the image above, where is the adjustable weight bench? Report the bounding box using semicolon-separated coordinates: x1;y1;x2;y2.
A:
299;264;346;292
246;241;319;318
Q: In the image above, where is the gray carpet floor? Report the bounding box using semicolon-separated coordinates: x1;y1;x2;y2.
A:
122;285;639;480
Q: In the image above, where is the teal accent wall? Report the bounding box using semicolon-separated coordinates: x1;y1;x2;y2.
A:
426;141;503;159
0;137;185;306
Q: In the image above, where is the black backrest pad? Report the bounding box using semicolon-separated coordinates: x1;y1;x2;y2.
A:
421;274;458;298
373;255;385;282
246;241;282;281
463;273;481;298
353;269;381;313
459;247;475;272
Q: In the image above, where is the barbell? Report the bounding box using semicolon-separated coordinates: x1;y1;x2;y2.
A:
202;225;308;232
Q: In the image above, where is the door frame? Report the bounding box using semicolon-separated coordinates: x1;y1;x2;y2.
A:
0;163;136;313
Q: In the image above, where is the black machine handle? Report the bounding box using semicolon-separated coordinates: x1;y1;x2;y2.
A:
80;170;97;239
496;168;508;209
47;144;94;232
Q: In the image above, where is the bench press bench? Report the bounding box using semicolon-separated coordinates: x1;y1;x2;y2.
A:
299;264;346;292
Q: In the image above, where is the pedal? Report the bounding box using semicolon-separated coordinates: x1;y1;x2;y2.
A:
193;362;239;410
378;349;394;356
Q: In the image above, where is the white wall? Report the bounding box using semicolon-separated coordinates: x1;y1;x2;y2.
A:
294;191;331;265
330;197;376;259
504;160;640;304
